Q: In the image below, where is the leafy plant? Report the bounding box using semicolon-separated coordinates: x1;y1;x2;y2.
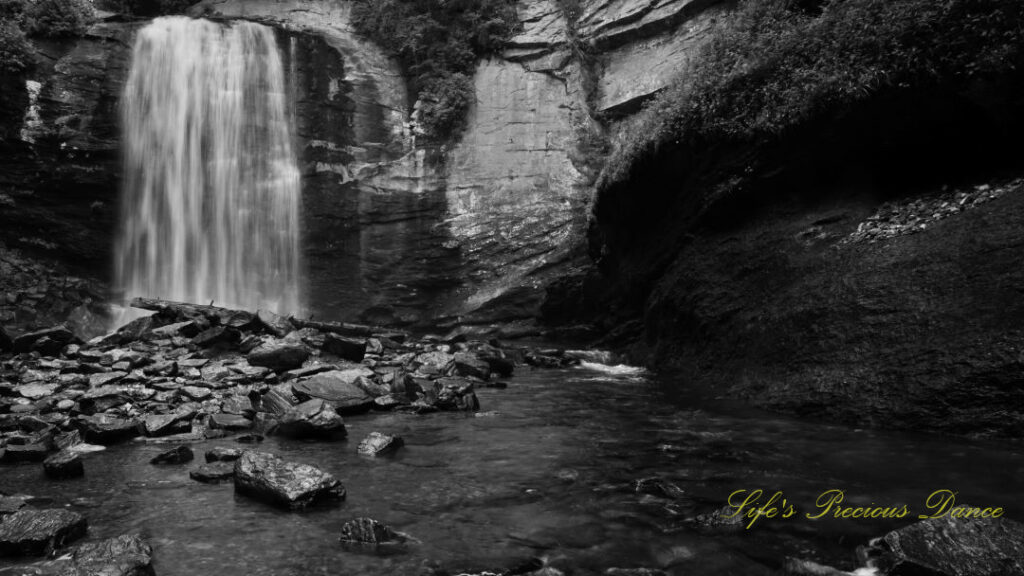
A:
351;0;520;140
0;18;32;72
23;0;95;37
602;0;1024;186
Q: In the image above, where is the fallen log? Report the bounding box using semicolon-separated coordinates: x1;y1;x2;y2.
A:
287;317;374;338
129;297;257;329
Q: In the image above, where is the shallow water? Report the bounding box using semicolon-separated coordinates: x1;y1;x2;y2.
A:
2;365;1022;575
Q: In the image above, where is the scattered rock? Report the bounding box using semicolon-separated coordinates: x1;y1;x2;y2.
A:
142;414;189;437
205;447;243;462
247;342;310;372
43;451;84;480
292;370;375;414
782;558;848;576
275;399;346;439
453;352;491;379
191;326;240;348
208;414;252;431
338;517;407;545
12;326;75;354
233;451;345;509
150;445;194;465
256;309;293;338
190;462;235;484
70;533;154;576
0;509;88;557
864;514;1024;576
76;415;140;444
322;334;366;362
357;432;404;457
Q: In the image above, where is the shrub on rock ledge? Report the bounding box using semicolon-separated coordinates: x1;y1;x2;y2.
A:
22;0;94;37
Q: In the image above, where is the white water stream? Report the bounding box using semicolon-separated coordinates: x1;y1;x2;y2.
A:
115;17;302;315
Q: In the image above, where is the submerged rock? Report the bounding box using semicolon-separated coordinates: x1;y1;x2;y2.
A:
275;399;346;439
43;450;84;480
0;509;87;557
205;447;243;462
233;451;345;509
190;462;235;484
71;533;154;576
150;446;194;465
357;432;403;457
338;517;406;545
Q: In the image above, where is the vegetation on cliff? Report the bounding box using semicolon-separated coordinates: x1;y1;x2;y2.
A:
601;0;1024;187
0;0;94;72
350;0;520;140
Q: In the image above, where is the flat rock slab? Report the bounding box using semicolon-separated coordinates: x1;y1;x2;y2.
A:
0;509;88;557
150;446;194;465
76;415;140;444
247;343;310;372
190;462;236;484
71;533;154;576
205;447;243;462
43;450;84;480
292;370;374;414
233;451;345;509
208;414;252;431
874;515;1024;575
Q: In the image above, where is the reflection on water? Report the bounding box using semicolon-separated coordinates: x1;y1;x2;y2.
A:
2;366;1022;575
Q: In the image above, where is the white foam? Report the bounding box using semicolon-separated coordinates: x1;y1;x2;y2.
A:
578;360;649;377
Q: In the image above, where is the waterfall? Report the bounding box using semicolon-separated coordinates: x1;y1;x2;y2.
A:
115;17;303;316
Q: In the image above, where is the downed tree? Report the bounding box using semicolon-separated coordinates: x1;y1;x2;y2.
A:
129;297;404;340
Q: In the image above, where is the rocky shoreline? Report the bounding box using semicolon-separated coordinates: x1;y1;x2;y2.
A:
2;299;1024;575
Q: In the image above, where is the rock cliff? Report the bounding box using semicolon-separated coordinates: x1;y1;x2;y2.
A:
0;0;726;331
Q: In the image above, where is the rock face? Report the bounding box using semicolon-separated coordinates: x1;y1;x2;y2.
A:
233;451;346;509
0;509;88;557
1;0;728;331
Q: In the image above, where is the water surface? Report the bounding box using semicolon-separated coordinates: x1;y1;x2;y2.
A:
3;365;1022;575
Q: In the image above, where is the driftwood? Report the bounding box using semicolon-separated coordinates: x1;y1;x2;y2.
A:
130;297;405;340
287;317;373;338
129;297;257;329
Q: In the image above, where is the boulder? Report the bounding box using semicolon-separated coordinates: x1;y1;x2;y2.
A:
12;326;74;354
414;351;454;375
292;370;375;414
275;400;346;439
43;450;84;479
189;462;235;484
233;451;345;509
321;334;366;362
357;432;403;457
865;514;1024;576
338;517;406;545
247;342;310;372
260;385;299;415
208;414;252;431
191;326;240;348
76;415;140;444
453;352;491;379
434;378;480;412
1;443;50;463
142;414;189;437
204;447;243;462
150;446;193;465
0;326;12;352
0;509;87;557
70;533;154;576
256;309;293;338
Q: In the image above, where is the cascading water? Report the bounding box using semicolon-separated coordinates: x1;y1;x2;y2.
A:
115;17;303;316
